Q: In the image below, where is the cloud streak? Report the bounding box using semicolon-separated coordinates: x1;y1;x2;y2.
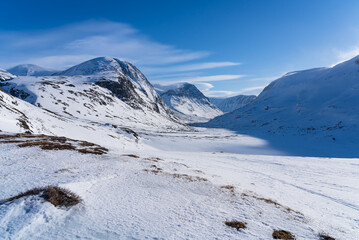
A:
0;20;248;98
0;20;210;68
142;61;240;74
153;74;245;84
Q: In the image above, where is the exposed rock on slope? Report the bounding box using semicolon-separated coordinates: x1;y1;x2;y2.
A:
55;57;173;115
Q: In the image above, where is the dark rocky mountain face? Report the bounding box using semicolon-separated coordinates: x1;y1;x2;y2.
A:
56;57;173;115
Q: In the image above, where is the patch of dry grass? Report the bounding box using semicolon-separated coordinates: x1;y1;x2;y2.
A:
143;157;163;162
224;221;246;230
0;186;82;208
221;185;235;193
143;169;208;182
18;141;76;151
170;173;208;182
272;230;296;239
122;154;140;158
0;134;108;155
241;192;302;215
318;233;335;240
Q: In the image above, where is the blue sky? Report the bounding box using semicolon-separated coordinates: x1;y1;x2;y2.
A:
1;0;359;97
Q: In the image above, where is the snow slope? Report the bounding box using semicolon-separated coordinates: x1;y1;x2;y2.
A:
0;58;182;130
7;64;58;76
210;95;256;113
155;83;223;122
0;89;142;151
201;55;359;141
0;68;15;81
0;128;357;239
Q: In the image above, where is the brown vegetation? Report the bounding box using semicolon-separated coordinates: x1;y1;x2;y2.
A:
241;192;302;215
122;154;140;158
1;186;82;208
143;169;208;182
272;230;296;239
318;233;335;240
221;185;235;193
0;133;108;155
224;221;246;230
143;157;163;162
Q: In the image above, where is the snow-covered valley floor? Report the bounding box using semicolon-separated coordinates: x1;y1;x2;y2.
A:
1;128;358;239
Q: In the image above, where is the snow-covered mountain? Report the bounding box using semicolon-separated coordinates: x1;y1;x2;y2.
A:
0;68;15;81
210;95;256;113
7;64;58;76
0;57;181;130
154;82;223;122
201;55;359;139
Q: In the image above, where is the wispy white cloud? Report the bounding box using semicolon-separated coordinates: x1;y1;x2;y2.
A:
194;82;214;92
142;61;240;74
0;20;210;68
238;85;267;94
245;76;280;82
202;84;267;97
153;74;245;84
0;20;247;96
202;90;243;98
332;46;359;66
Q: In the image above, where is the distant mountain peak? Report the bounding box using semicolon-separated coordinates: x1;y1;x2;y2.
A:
55;57;136;76
7;64;57;76
154;82;222;122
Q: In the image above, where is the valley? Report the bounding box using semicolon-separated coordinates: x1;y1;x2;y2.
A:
1;56;358;239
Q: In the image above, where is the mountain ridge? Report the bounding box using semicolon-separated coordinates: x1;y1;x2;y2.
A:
210;95;256;113
0;57;183;130
200;55;359;139
154;82;223;122
7;64;58;76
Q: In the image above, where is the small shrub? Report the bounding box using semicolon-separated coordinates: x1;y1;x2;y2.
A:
171;173;208;182
143;157;163;162
225;221;246;230
318;233;335;240
78;147;108;155
143;169;162;174
122;154;140;158
221;185;235;193
272;230;295;239
44;186;82;207
1;186;82;208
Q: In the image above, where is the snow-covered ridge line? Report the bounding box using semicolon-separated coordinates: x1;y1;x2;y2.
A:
210;94;256;113
1;57;185;130
0;68;15;81
201;54;359;141
7;64;58;76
